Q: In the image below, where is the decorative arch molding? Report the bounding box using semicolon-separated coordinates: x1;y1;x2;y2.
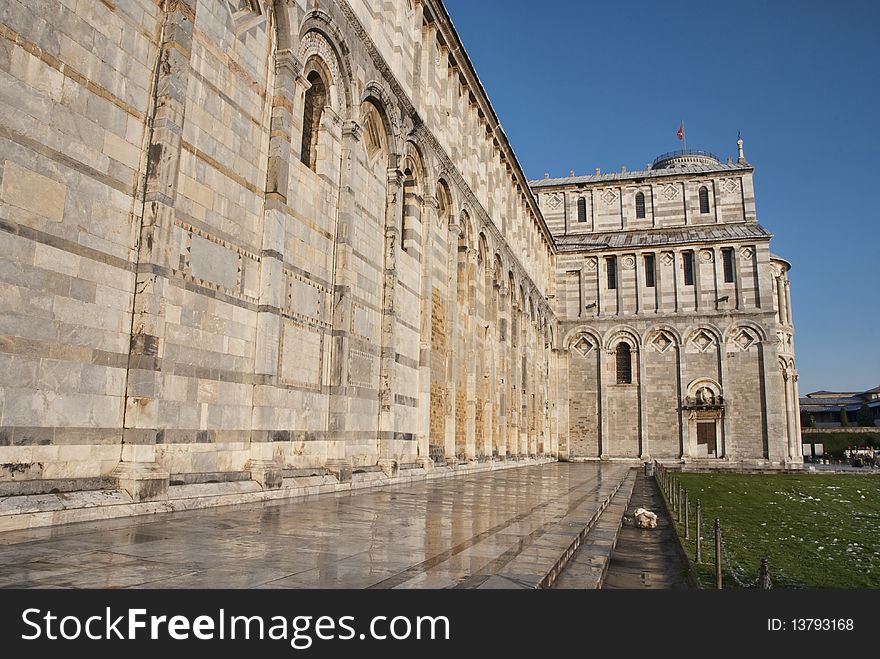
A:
723;321;768;346
436;174;458;227
778;357;797;378
603;326;641;353
478;230;496;264
685;377;722;398
683;377;725;414
406;135;436;188
493;252;508;286
362;81;401;151
683;324;723;353
298;30;348;117
458;208;474;248
565;327;602;357
402;140;427;198
643;325;682;354
297;10;354;110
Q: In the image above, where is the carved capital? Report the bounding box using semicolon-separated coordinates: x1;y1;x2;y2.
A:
274;49;303;79
387;168;404;189
343;120;362;141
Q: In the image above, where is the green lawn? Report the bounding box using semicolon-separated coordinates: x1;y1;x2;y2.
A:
663;472;880;588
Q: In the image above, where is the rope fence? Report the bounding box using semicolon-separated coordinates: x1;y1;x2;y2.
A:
651;461;772;590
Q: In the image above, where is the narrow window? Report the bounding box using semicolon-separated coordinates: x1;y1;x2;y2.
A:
683;251;695;286
635;191;646;219
577;197;587;223
699;186;710;214
616;343;632;384
301;70;326;171
722;247;735;283
644;253;655;288
606;256;617;290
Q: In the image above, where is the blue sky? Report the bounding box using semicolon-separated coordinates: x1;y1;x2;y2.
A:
444;0;879;394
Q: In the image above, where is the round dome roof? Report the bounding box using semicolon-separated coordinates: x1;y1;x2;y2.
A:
651;149;721;170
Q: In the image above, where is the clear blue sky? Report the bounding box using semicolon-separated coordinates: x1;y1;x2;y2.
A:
445;0;879;395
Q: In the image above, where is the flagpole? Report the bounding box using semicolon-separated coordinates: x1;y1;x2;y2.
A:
682;120;687;151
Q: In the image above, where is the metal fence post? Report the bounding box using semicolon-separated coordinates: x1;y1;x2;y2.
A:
695;499;702;563
684;489;690;540
714;518;722;589
759;558;772;590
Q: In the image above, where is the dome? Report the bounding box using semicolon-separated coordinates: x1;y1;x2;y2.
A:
651;149;721;170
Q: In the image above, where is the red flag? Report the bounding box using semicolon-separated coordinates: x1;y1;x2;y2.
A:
677;122;685;141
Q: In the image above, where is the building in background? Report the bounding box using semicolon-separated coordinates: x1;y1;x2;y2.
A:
800;387;880;428
533;145;801;464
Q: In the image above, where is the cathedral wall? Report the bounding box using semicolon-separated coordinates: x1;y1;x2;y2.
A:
0;0;162;486
0;0;557;507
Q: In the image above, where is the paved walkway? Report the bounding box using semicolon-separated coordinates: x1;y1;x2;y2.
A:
601;471;690;589
0;463;630;589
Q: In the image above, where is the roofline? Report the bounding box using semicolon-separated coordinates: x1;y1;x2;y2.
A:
770;253;792;271
555;223;774;253
529;162;754;189
427;1;556;254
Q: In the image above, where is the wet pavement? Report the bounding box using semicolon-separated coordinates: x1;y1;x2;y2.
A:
601;471;690;589
0;463;630;589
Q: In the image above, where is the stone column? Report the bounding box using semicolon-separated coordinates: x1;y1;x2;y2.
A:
519;306;529;457
246;48;305;491
486;281;498;458
323;119;364;482
377;167;405;460
548;341;561;459
784;280;793;326
637;343;648;460
781;367;794;460
510;298;521;458
115;1;198;500
556;346;570;461
497;284;510;457
790;369;803;461
416;195;437;470
465;247;478;460
678;345;689;460
761;345;786;463
444;223;460;465
776;276;786;325
529;318;540;456
718;341;730;459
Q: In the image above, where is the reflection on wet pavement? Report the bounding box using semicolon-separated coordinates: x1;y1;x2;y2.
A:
0;463;629;589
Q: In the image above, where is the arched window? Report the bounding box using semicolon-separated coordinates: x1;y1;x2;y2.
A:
635;191;646;219
699;186;710;214
577;197;587;223
615;343;632;384
301;70;326;171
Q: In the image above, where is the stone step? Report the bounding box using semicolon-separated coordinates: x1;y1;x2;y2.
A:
551;470;638;589
471;468;637;589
